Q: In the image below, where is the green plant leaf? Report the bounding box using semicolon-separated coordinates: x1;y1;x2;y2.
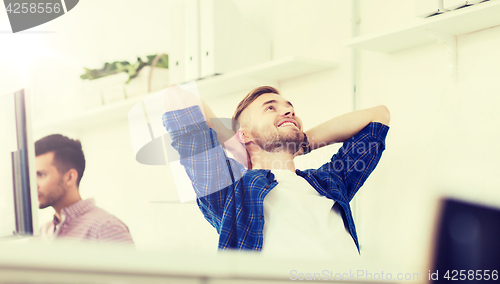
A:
80;55;167;81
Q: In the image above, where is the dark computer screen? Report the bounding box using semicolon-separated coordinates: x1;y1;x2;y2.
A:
0;89;38;238
432;198;500;283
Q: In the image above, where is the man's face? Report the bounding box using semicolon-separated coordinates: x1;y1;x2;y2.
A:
36;152;66;209
242;93;304;154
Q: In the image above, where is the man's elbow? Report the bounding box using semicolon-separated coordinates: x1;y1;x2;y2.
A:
372;105;390;126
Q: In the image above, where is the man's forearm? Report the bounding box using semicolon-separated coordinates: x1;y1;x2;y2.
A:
305;105;390;151
201;101;250;168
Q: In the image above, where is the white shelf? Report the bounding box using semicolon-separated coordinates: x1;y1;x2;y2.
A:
33;95;146;132
344;0;500;53
33;56;336;132
197;56;337;98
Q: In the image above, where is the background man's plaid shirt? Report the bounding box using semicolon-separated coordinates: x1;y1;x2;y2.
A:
163;105;389;251
39;198;134;245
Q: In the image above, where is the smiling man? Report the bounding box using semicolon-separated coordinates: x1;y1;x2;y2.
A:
35;134;133;245
162;84;389;258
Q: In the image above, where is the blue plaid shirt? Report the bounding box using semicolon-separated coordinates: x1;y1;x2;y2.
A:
163;105;389;251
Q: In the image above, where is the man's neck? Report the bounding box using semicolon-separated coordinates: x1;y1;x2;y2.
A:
249;150;296;172
53;190;82;220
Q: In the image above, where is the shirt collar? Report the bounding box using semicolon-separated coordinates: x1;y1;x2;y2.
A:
60;198;96;220
245;169;277;183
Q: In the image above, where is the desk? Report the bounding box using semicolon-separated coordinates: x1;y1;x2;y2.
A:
0;241;425;283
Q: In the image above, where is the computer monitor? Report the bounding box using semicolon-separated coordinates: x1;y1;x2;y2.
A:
0;89;38;239
432;198;500;283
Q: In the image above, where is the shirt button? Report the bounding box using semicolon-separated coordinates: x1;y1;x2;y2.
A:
259;215;264;219
264;185;269;189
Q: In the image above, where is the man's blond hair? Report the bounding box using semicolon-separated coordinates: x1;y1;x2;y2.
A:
232;86;280;132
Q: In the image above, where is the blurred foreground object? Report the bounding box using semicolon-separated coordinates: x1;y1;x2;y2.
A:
432;198;500;283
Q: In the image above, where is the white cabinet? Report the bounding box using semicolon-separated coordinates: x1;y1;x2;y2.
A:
184;0;200;81
169;0;200;84
414;0;491;18
414;0;446;17
443;0;488;10
444;0;467;10
199;0;271;79
168;3;187;84
169;0;271;84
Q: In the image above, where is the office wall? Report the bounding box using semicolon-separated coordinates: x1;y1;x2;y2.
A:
4;0;499;274
355;0;500;272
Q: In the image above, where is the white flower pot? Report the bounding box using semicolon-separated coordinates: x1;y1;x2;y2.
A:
124;66;169;98
81;72;128;108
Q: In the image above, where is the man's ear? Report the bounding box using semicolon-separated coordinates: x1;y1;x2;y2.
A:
236;129;254;144
64;169;79;187
236;130;245;144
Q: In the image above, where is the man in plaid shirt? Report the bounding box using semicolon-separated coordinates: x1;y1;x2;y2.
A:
162;83;389;258
35;134;134;245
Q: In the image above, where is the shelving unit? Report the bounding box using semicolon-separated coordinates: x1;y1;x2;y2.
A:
33;56;336;132
344;0;500;53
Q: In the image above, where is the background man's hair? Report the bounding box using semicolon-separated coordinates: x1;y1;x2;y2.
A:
232;86;280;132
35;134;86;187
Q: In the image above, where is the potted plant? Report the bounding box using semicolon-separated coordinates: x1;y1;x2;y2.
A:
80;54;169;107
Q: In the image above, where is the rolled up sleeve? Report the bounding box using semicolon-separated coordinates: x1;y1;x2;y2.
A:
323;122;389;201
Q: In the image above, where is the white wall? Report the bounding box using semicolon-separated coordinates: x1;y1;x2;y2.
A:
356;7;500;273
2;0;500;275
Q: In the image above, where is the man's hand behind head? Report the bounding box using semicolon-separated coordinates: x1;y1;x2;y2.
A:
162;82;204;116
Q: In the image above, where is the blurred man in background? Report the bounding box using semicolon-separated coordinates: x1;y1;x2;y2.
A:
35;134;133;245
